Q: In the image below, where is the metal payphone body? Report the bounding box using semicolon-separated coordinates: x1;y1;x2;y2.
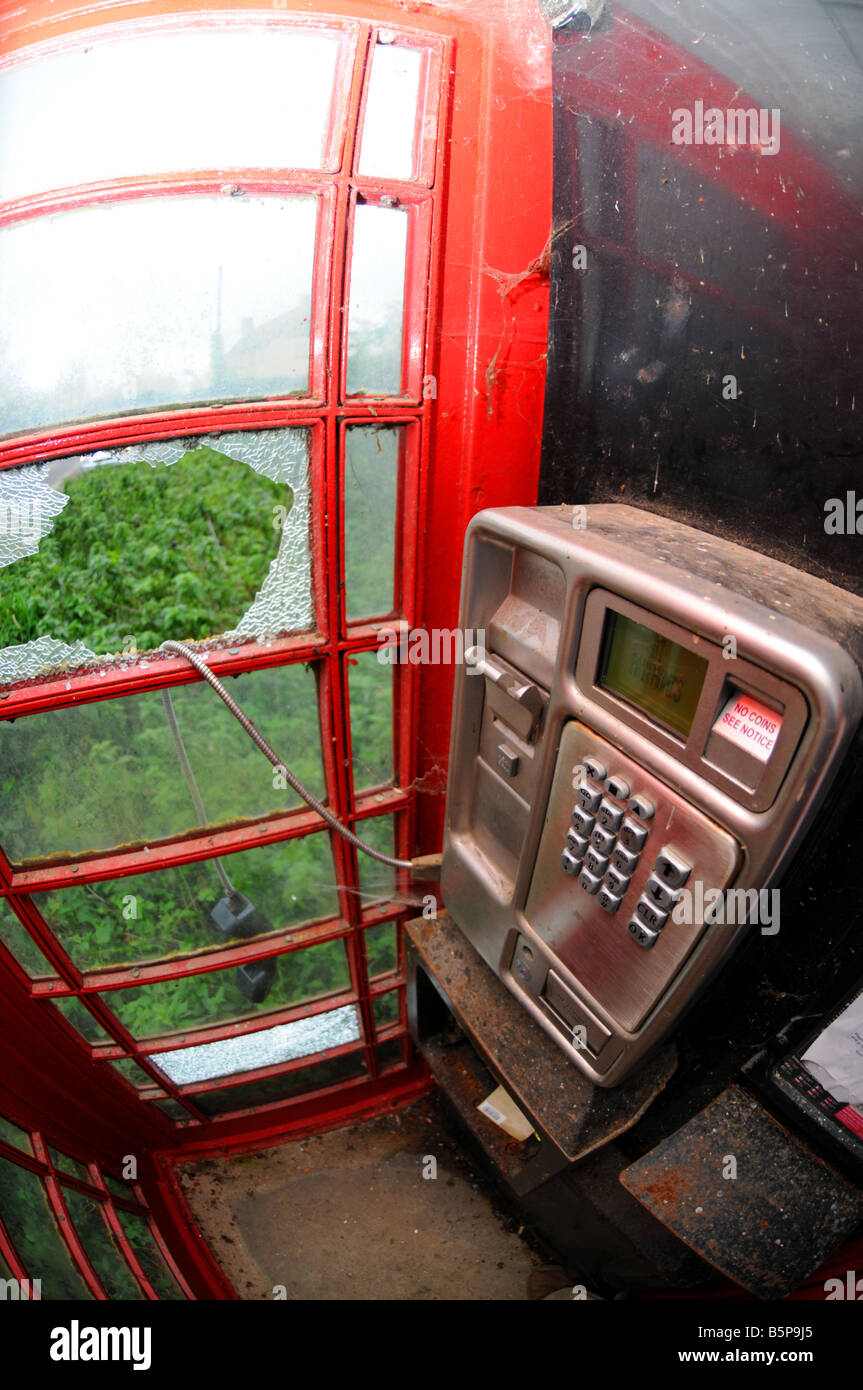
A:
441;503;863;1086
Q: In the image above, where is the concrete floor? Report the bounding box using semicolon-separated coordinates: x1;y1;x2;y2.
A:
179;1098;543;1300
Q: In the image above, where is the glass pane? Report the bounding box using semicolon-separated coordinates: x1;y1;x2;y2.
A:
344;426;399;619
37;833;338;972
0;28;341;202
0;1115;31;1154
100;938;350;1040
377;1037;404;1071
191;1050;366;1117
102;1173;138;1203
0;663;323;863
346;204;407;394
153;1003;360;1085
115;1211;185;1300
47;1148;89;1184
359;43;422;179
0;428;311;687
356;816;396;905
110;1059;165;1092
364;921;397;977
0;195;316;437
63;1187;143;1300
0;896;54;977
51;996;112;1044
373;990;400;1028
0;1155;92;1298
153;1099;192;1124
349;651;393;789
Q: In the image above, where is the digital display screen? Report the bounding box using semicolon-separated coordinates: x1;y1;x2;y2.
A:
600;612;708;739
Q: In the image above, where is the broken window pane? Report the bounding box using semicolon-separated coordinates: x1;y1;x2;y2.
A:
344;426;399;620
62;1187;144;1301
0;1155;92;1298
359;42;423;180
152;1003;360;1086
98;937;351;1040
36;833;339;973
0;194;316;437
346;203;407;394
0;428;311;685
191;1049;367;1117
0;663;323;863
0;27;342;203
349;650;394;789
115;1211;185;1299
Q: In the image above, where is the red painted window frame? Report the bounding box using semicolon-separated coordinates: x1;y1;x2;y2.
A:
0;6;451;1127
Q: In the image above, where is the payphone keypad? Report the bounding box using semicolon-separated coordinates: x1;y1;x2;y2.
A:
560;761;697;949
532;721;740;1033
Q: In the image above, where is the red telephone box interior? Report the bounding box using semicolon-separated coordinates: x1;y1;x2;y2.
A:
2;0;862;1309
0;0;553;1299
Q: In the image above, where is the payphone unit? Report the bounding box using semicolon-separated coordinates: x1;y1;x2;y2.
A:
441;504;863;1086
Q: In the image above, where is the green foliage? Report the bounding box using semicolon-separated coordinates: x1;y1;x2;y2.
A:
0;447;291;654
0;1156;91;1298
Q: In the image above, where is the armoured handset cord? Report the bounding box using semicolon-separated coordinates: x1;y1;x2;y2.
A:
159;641;414;871
160;687;237;896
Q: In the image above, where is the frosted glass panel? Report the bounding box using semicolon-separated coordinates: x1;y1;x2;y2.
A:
344;426;399;619
0;195;316;437
359;43;422;179
153;1003;360;1085
0;28;341;202
346;204;407;395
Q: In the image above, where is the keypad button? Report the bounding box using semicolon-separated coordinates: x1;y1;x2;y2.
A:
654;846;692;888
611;844;640;877
606;774;631;801
597;798;624;832
582;756;607;782
585;848;609;878
561;850;582;876
597;886;622;914
579;868;602;895
628;918;659;949
635;895;668;932
604;866;631;897
629;793;655;821
644;873;680;913
566;829;589;857
571;807;595;837
619;816;648;853
590;825;616;856
576;780;603;814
